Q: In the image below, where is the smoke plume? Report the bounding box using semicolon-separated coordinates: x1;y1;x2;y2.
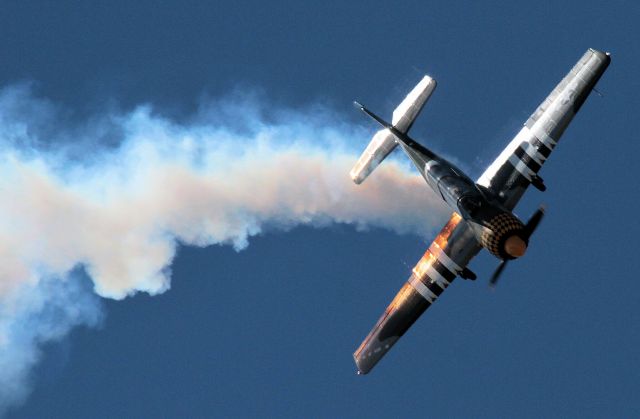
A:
0;84;448;413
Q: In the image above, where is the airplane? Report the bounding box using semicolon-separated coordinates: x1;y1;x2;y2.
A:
351;48;611;375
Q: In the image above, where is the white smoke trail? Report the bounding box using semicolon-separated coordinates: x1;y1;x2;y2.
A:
0;84;449;413
0;272;103;412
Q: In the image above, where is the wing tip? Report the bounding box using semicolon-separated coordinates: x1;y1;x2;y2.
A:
353;353;366;375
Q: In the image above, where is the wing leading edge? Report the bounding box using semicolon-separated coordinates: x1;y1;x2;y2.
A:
354;213;481;374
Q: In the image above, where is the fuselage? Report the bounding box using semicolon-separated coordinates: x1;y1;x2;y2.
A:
397;138;528;260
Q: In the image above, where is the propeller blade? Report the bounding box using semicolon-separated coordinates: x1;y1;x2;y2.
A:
524;205;545;238
489;260;508;288
490;205;545;288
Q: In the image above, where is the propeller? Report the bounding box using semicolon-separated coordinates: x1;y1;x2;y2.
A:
489;260;508;288
489;205;545;288
523;205;545;237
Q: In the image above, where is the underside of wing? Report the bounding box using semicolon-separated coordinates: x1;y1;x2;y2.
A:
353;213;481;374
477;48;611;210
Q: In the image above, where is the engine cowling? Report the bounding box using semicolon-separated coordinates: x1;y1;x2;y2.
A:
480;213;527;259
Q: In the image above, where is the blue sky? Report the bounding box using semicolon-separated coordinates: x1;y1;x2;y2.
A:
1;1;639;417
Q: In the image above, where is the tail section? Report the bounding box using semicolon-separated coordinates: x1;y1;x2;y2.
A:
350;76;436;184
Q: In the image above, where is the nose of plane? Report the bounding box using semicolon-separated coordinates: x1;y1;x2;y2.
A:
504;235;527;258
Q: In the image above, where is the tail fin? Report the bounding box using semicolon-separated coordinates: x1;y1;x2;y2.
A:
350;76;436;184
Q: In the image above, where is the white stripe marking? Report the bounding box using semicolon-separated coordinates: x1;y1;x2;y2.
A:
409;276;437;303
530;125;557;149
477;127;530;187
426;265;450;290
429;242;461;273
509;154;534;181
523;141;545;165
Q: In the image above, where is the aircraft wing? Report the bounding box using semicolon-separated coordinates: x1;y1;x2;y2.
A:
354;212;482;374
477;49;611;210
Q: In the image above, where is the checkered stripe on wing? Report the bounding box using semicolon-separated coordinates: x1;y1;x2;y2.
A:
480;213;525;258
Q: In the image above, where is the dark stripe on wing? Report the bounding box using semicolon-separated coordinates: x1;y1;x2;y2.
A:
514;145;542;173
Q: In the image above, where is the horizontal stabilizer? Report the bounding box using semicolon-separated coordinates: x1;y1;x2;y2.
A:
392;75;437;132
350;76;436;184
